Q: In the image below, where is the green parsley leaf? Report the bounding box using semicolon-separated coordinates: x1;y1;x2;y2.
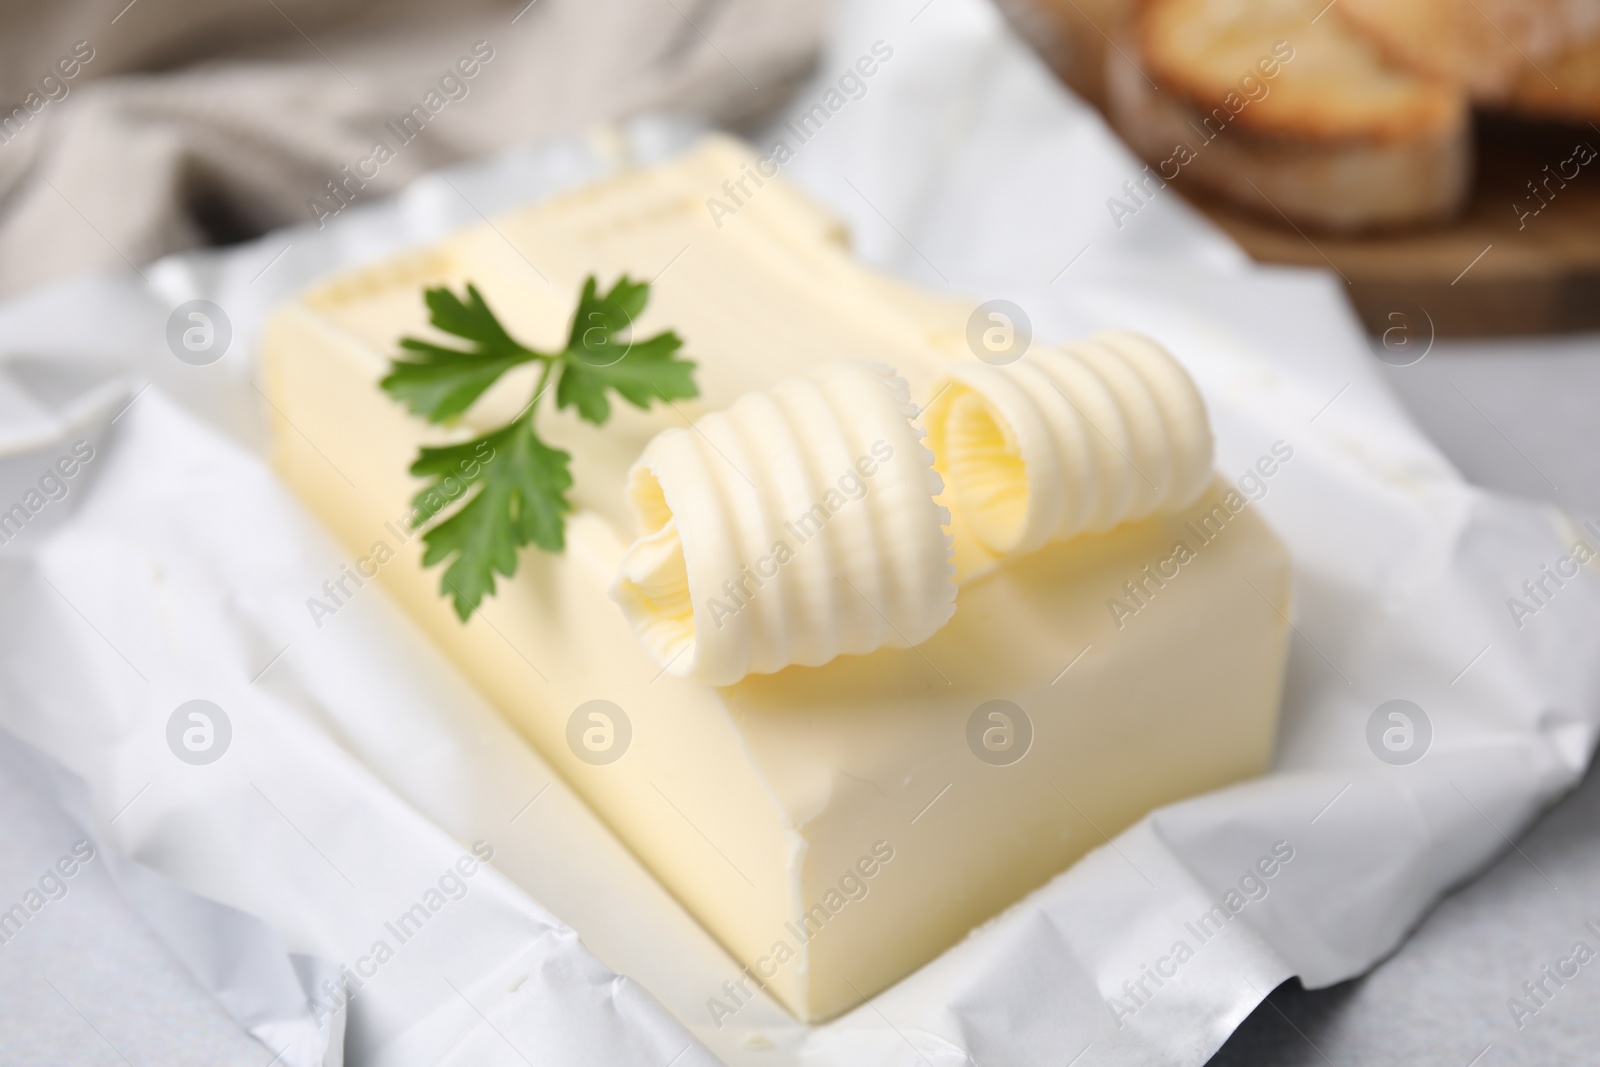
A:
382;284;541;423
382;275;697;619
408;418;573;619
556;276;697;424
557;328;696;424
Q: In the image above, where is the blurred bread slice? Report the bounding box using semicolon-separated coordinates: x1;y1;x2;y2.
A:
1501;34;1600;122
1108;0;1471;231
1334;0;1595;103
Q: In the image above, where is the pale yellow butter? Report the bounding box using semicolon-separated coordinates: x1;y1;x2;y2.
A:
261;135;1291;1022
612;360;956;685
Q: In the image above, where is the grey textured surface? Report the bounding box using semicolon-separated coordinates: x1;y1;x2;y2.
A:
1211;332;1600;1066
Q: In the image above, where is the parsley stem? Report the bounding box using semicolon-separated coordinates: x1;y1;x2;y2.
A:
524;357;557;426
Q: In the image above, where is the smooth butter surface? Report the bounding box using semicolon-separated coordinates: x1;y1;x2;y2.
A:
261;135;1291;1022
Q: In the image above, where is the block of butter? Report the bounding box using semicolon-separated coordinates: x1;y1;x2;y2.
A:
261;135;1291;1023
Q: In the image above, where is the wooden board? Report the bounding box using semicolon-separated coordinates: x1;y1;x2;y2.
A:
1186;116;1600;338
996;0;1600;338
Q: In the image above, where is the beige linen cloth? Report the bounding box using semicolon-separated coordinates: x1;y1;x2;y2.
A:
0;0;825;297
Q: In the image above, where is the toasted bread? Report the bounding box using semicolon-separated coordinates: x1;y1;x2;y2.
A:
1334;0;1588;102
1502;34;1600;122
1108;0;1470;230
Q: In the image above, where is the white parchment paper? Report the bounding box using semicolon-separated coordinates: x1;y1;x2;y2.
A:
1;0;1597;1064
0;724;344;1066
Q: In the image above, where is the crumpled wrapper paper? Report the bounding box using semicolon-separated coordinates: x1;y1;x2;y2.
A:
0;723;343;1066
1;0;1597;1063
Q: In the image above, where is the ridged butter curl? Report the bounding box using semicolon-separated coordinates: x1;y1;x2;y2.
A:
610;361;956;686
922;330;1214;561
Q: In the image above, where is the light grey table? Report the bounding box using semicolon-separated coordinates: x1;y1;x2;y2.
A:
1212;332;1600;1066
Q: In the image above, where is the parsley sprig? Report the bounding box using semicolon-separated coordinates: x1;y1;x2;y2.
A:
382;276;697;620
